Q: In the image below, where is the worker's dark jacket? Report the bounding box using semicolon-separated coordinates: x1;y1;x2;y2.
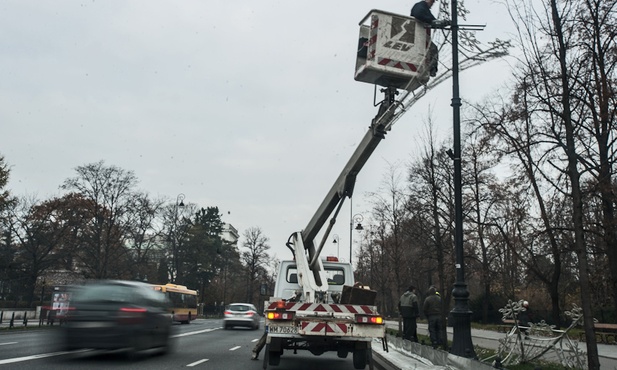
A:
410;1;436;23
399;291;419;318
423;294;441;317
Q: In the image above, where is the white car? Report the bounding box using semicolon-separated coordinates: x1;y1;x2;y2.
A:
223;303;260;330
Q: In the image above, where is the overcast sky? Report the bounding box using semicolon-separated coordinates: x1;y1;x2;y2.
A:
1;0;516;263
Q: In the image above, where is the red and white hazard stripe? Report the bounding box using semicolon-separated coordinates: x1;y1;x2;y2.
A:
377;57;419;72
300;321;348;335
266;302;376;314
367;14;379;60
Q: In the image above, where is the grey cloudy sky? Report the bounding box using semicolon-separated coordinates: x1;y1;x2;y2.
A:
1;0;515;262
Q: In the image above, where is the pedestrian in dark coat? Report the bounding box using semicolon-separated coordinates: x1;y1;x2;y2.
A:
423;286;442;347
399;285;419;342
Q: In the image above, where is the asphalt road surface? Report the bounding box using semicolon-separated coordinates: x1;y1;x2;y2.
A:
5;319;615;369
0;318;366;370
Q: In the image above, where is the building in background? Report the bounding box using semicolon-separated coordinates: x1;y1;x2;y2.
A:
221;223;239;246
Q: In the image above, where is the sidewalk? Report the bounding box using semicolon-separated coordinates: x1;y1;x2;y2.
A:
384;320;617;368
0;314;56;329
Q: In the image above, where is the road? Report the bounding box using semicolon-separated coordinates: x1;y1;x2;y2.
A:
2;319;616;369
0;319;365;370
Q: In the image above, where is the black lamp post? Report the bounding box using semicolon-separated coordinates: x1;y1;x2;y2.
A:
449;0;476;358
332;234;340;259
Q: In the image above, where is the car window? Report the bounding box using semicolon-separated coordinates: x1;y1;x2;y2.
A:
73;284;138;303
285;266;346;285
230;304;251;312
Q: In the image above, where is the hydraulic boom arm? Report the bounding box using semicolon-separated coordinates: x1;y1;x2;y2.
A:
290;88;399;285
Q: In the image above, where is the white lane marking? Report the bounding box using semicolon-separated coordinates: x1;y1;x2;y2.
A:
173;327;219;338
229;346;241;351
0;326;221;365
251;338;259;343
0;350;81;365
187;358;209;367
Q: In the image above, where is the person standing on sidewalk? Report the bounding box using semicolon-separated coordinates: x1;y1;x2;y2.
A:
423;286;442;347
399;285;420;342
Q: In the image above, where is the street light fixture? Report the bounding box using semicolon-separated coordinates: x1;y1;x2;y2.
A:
177;193;186;207
350;213;364;264
354;218;364;231
332;234;340;259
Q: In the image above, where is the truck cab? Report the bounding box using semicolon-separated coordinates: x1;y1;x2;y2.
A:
273;258;353;304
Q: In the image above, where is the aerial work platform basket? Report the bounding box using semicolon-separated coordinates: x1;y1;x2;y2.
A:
354;9;431;91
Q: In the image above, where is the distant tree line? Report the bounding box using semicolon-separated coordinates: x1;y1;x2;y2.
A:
0;159;273;311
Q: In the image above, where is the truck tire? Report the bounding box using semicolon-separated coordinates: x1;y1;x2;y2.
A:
268;349;281;366
337;349;348;358
264;344;281;366
353;348;367;369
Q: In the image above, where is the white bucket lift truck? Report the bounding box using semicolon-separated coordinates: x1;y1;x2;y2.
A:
262;9;433;370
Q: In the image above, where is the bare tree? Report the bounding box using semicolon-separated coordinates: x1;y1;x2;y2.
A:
241;226;271;305
501;0;606;365
406;123;455;348
356;221;392;315
61;161;138;279
369;162;415;309
572;0;617;320
124;192;166;281
160;199;195;283
462;128;505;325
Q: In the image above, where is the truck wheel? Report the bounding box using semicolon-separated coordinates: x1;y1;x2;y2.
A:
268;349;281;366
337;349;348;358
353;348;367;369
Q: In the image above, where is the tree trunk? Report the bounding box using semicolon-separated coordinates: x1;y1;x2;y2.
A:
550;0;600;367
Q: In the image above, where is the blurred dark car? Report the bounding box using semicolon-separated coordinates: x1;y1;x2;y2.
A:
223;303;260;330
61;280;173;357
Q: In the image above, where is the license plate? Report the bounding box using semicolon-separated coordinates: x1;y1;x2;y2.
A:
268;325;298;334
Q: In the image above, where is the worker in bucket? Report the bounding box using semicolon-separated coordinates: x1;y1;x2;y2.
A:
410;0;449;76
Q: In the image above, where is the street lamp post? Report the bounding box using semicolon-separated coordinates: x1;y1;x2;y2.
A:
171;193;186;283
449;0;476;358
177;193;186;208
350;213;364;265
332;234;340;259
